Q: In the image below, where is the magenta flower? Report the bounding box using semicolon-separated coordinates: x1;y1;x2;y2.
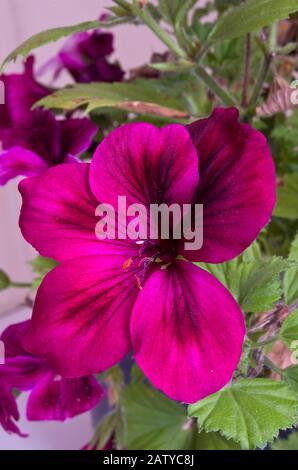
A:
19;108;275;403
0;321;104;434
0;56;49;131
0;109;97;185
41;30;124;84
0;380;26;437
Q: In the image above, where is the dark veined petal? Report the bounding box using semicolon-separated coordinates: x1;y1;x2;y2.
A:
27;373;104;421
24;254;141;377
59;118;98;158
131;260;245;403
90;122;199;208
19;163;137;262
184;107;276;263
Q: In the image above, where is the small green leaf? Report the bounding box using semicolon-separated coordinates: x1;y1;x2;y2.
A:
280;309;298;348
92;412;117;450
284;366;298;394
189;379;298;450
199;253;288;313
274;173;298;220
0;270;11;290
150;61;193;72
1;20;100;71
158;0;183;24
122;384;198;450
284;231;298;305
208;0;298;43
30;256;57;290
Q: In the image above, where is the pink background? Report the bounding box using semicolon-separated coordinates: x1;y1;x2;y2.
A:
0;0;163;449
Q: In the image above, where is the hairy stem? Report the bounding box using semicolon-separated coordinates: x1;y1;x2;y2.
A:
264;356;283;376
193;67;238;107
248;53;272;107
251;334;279;349
10;282;32;289
113;0;131;11
132;1;187;59
241;33;252;108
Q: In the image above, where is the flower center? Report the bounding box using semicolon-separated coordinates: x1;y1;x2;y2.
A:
123;239;178;290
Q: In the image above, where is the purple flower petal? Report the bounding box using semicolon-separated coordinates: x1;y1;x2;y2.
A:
131;260;245;403
19;163;135;261
0;382;26;436
27;372;104;421
0;321;49;391
0;56;48;126
0;147;49;185
24;254;140;376
41;31;123;83
78;31;114;59
59;118;98;157
184;107;276;263
2;110;61;164
90;122;199;208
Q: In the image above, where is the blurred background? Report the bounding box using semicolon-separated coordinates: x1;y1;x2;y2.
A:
0;0;163;449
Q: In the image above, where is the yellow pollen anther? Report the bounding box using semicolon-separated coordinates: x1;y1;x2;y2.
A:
122;258;133;270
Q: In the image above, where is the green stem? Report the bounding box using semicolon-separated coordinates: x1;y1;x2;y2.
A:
193;67;238;107
195;42;211;63
264;356;283;376
268;22;277;53
113;0;131;11
11;282;31;289
248;53;272;107
241;33;251;108
251;334;279;349
132;1;187;59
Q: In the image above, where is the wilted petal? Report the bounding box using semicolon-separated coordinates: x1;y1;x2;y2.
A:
24;254;140;376
131;260;245;403
0;147;49;185
185;107;276;263
0;321;47;390
0;382;26;436
90;122;199;208
27;373;104;421
0;56;48;125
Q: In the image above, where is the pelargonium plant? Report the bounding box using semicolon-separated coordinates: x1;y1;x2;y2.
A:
1;0;298;452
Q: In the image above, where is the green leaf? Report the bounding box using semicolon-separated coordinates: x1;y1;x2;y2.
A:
0;20;99;71
0;270;11;290
189;379;298;450
274;173;298;220
30;256;57;290
272;431;298;450
284;231;298;304
195;431;241;450
284;366;298;394
208;0;298;43
122;384;199;450
199;253;288;313
280;309;298;348
91;412;117;450
122;383;240;450
35;80;187;118
158;0;183;24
